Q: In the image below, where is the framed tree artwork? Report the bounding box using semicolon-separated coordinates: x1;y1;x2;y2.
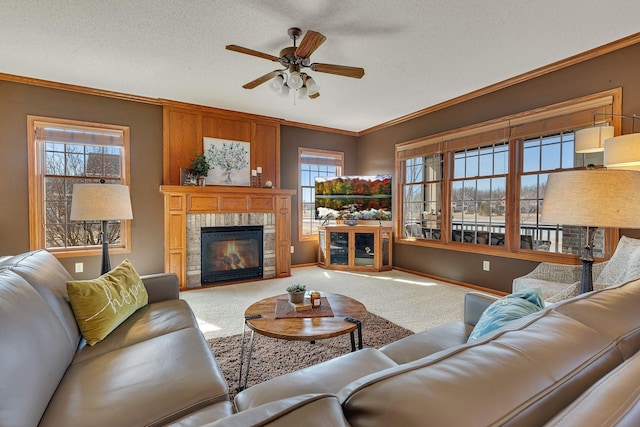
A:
203;137;251;186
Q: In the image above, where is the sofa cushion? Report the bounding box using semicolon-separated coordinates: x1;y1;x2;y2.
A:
235;348;398;412
203;394;351;427
38;328;229;427
0;270;75;427
467;287;544;342
165;401;236;427
67;259;148;345
554;278;640;359
380;321;471;364
72;298;198;363
545;349;640;427
4;250;81;351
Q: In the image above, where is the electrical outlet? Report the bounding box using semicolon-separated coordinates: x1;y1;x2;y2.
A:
290;245;295;254
75;262;84;273
482;260;490;271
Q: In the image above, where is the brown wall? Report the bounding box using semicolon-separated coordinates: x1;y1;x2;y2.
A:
357;42;640;292
2;41;639;290
0;80;164;278
280;126;358;265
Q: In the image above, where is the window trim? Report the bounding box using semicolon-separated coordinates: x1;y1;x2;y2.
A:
27;115;132;258
298;147;344;242
395;88;622;264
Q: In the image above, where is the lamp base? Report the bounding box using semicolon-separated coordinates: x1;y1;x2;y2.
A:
579;258;594;294
579;226;597;294
100;220;111;275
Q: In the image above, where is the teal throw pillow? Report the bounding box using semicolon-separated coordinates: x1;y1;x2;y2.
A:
467;288;545;342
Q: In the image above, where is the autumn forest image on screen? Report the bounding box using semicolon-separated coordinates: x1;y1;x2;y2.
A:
315;175;392;220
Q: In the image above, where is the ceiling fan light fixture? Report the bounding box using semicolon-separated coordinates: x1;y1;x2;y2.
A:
288;70;304;90
228;27;364;100
269;74;285;92
305;76;319;97
279;84;290;97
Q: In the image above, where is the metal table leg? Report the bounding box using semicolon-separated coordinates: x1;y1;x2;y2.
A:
237;314;260;392
345;317;363;352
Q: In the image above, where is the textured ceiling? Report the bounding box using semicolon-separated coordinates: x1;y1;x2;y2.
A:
1;1;639;132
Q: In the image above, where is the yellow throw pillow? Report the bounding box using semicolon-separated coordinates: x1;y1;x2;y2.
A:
67;259;148;346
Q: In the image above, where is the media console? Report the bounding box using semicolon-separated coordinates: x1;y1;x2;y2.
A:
317;225;392;272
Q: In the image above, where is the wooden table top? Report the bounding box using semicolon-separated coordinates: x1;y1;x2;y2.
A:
244;292;367;341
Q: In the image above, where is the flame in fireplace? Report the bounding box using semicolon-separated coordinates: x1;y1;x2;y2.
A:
222;240;245;269
207;239;259;271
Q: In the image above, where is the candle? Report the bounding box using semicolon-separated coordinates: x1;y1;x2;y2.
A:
251;169;257;176
256;167;262;174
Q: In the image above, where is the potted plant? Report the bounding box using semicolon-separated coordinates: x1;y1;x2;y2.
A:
286;284;306;304
191;153;211;186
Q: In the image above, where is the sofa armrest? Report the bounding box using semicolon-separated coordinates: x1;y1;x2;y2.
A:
463;292;499;326
141;273;179;303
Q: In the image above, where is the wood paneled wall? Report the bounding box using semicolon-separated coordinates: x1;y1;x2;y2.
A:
162;101;281;187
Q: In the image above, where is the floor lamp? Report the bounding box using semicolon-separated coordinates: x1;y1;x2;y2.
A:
541;169;640;293
70;182;133;275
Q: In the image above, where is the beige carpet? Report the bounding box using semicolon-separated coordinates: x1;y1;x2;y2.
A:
180;266;472;340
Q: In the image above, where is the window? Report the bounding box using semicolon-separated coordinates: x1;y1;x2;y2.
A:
452;143;508;246
298;148;343;241
403;154;443;239
396;89;621;262
28;116;131;256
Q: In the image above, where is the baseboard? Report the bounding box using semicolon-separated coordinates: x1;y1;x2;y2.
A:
292;262;320;268
392;266;507;296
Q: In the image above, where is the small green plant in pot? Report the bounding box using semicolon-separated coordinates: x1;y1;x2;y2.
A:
191;153;211;186
286;284;306;304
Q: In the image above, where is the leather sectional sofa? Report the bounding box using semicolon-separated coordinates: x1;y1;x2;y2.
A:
0;250;234;427
208;277;640;426
3;249;640;426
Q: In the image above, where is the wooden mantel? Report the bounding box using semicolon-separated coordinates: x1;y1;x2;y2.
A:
160;185;296;290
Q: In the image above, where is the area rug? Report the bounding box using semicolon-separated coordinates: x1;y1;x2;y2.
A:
207;312;413;399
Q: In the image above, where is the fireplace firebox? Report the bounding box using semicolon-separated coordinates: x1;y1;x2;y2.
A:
201;225;263;285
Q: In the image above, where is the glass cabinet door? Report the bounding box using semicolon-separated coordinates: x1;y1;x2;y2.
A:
380;230;391;268
318;229;326;264
329;231;349;265
354;232;375;267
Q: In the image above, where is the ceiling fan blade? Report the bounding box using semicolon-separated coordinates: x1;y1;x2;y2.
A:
295;30;326;58
310;63;365;79
226;45;279;62
242;70;280;89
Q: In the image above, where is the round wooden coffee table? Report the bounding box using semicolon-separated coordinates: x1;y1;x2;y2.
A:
237;292;367;390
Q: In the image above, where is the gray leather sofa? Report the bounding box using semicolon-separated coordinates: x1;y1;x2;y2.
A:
202;277;640;426
5;249;640;426
0;250;233;427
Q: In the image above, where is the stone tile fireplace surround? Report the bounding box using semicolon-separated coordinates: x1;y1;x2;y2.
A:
186;213;275;288
160;186;295;291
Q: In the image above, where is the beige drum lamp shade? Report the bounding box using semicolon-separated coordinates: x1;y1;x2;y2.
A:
574;125;614;153
70;184;133;221
604;133;640;169
541;169;640;229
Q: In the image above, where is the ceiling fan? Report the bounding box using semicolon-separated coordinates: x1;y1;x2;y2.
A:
226;27;365;99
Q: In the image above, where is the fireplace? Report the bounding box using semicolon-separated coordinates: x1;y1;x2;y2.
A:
201;225;264;285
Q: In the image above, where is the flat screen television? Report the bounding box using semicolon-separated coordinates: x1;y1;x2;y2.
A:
315;175;392;221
